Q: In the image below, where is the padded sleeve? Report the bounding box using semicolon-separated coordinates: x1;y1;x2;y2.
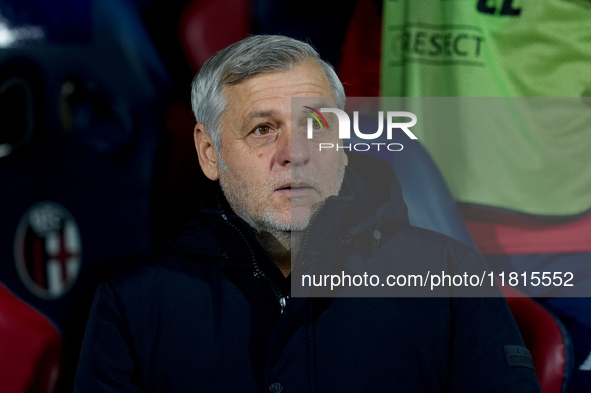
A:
448;253;542;393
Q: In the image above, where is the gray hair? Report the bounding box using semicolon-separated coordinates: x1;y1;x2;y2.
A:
190;35;346;150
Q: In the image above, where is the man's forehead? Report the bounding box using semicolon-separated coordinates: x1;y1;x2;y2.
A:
241;96;336;121
223;62;332;102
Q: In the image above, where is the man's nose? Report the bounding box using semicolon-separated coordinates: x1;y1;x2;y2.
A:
277;125;310;167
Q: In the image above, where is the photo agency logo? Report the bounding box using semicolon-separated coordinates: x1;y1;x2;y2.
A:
303;106;418;151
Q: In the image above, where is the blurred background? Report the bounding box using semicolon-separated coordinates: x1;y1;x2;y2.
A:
0;0;589;392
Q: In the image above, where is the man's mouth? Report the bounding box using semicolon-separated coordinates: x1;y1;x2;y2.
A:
275;182;315;196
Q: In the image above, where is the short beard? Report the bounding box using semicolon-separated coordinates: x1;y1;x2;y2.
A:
218;150;345;264
218;152;346;253
219;169;328;233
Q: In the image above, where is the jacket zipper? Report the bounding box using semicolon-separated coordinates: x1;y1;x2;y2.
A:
295;204;324;270
221;214;288;313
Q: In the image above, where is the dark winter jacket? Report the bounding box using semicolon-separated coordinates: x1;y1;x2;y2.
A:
75;153;542;393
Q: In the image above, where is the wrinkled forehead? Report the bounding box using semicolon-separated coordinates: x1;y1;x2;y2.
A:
220;56;320;88
221;61;336;120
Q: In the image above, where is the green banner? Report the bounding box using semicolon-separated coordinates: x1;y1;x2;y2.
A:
381;0;591;216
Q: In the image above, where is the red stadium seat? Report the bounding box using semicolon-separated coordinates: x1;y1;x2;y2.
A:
337;0;381;97
0;283;62;393
179;0;251;72
503;285;571;393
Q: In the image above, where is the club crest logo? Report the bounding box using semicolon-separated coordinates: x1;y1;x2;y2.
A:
14;201;82;300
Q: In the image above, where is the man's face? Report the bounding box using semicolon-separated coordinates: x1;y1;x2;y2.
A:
216;60;347;232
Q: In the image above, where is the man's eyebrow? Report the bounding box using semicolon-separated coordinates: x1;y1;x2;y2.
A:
246;110;279;121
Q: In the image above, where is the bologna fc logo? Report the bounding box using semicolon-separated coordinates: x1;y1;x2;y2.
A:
14;201;82;300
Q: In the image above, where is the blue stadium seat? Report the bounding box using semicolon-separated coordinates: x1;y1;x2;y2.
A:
0;0;172;389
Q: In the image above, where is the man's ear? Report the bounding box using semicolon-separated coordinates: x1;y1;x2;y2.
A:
194;123;219;181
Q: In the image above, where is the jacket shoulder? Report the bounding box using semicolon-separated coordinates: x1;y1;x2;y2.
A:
101;248;218;303
391;225;478;260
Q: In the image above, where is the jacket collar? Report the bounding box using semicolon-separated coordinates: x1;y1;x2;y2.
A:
298;152;410;258
167;152;410;263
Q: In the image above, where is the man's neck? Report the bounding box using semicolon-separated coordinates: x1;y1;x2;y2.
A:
255;230;292;277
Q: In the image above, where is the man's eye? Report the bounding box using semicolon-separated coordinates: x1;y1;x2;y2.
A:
253;125;272;135
312;119;321;129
